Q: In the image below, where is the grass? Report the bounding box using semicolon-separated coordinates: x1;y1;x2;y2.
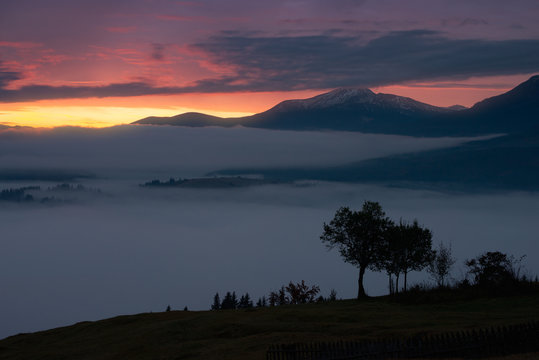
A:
1;294;539;360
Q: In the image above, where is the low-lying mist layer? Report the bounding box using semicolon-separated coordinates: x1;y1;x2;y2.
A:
0;125;485;180
0;125;536;340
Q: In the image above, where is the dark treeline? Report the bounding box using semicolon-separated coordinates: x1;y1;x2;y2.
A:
47;183;98;192
398;251;539;303
142;176;283;189
210;281;337;310
0;187;39;202
0;184;101;204
211;292;254;310
322;201;537;300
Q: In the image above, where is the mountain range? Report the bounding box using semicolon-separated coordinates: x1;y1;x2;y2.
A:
134;75;539;137
138;75;538;191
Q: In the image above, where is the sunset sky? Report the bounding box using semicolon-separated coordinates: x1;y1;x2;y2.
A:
1;0;539;127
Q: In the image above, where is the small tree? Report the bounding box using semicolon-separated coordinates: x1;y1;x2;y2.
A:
256;296;267;307
465;251;521;286
268;291;279;307
268;281;320;306
321;201;391;298
220;291;238;310
211;292;220;310
238;293;253;309
428;242;455;287
285;280;320;304
268;287;288;306
277;286;288;305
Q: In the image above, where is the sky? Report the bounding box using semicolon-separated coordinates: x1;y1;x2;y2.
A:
1;0;539;127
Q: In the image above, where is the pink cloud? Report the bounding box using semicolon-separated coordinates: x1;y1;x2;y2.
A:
0;41;42;49
155;14;207;22
105;26;137;34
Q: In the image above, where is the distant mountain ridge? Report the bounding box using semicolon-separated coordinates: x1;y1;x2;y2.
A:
264;88;448;113
136;112;239;127
132;75;539;137
199;76;539;191
212;133;539;191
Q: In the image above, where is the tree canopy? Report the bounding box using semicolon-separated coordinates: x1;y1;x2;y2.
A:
321;201;391;298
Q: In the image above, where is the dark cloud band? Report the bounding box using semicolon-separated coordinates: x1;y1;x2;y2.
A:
1;30;539;102
193;30;539;89
0;65;22;89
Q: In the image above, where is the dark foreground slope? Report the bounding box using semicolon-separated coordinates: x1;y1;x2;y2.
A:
1;296;538;360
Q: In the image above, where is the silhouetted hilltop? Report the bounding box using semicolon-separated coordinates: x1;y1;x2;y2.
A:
134;112;241;127
240;88;456;135
133;75;539;137
464;75;539;134
446;105;467;111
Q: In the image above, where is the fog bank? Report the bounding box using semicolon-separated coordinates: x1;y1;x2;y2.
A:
0;126;534;339
0;125;487;179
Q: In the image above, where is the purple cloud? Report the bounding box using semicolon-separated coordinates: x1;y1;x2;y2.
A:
1;31;539;102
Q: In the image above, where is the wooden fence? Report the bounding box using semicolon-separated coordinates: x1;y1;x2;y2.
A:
266;321;539;359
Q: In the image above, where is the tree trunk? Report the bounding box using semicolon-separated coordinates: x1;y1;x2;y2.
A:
388;274;393;295
404;270;408;292
357;266;367;298
395;274;400;295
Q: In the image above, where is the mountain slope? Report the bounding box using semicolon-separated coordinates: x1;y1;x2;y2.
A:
133;75;539;137
463;75;539;134
211;133;539;191
240;88;457;136
134;112;240;127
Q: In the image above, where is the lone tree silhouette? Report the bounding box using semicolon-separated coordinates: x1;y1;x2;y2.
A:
321;201;391;298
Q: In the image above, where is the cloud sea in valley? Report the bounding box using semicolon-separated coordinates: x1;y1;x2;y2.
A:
1;125;538;339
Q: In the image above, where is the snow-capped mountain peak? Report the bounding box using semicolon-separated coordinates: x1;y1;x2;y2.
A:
270;87;376;112
269;87;447;113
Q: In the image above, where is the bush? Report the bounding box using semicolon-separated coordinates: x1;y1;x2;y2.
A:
465;251;524;287
268;280;320;306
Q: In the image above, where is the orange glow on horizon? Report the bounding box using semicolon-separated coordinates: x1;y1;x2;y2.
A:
0;90;324;128
0;74;533;128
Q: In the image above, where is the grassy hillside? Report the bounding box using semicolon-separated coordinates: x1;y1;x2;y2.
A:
1;295;538;360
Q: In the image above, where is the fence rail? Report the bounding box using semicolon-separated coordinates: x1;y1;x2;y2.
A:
267;321;539;360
